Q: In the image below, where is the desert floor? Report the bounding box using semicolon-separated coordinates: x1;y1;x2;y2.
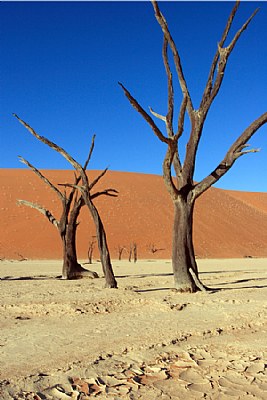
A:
0;258;266;399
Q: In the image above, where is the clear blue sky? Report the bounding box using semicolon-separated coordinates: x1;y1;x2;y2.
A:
1;1;267;192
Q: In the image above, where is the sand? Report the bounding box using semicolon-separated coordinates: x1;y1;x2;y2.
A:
0;258;266;399
1;169;267;260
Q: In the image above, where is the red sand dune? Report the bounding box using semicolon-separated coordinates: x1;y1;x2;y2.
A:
1;169;267;260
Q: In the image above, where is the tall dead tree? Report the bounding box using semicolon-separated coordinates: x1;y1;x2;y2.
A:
14;114;118;288
120;0;267;292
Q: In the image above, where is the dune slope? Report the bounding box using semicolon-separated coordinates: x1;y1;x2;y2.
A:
1;169;267;260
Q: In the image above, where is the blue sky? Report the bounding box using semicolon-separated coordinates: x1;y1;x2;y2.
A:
1;1;267;192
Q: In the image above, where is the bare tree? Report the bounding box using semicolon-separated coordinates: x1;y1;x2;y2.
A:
128;244;132;263
87;236;97;264
148;243;164;255
120;1;267;292
133;242;137;263
14;114;118;288
17;155;98;280
117;245;126;260
128;242;138;263
15;252;27;262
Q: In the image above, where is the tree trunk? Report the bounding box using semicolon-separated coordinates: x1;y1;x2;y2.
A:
61;224;80;279
86;199;117;288
61;205;99;280
172;196;199;292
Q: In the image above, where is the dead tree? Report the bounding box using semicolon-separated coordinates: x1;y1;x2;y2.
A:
117;245;126;260
120;0;267;292
14;114;118;288
148;243;164;255
133;242;137;263
17;156;98;280
129;242;137;263
128;244;132;263
87;236;96;264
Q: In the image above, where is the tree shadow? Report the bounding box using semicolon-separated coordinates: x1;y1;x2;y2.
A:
0;275;60;281
135;287;173;293
213;277;267;286
116;273;173;279
203;274;267;292
201;269;264;275
1;271;266;293
211;284;267;291
111;270;267;293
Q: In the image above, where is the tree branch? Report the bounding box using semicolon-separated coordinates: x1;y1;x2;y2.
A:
210;8;258;107
200;1;240;108
59;180;118;200
173;91;188;184
182;2;259;187
193;112;267;199
151;1;194;119
71;135;96;190
227;8;259;55
149;107;166;123
89;168;109;191
17;200;59;228
175;95;188;140
163;144;179;200
118;82;170;144
84;134;96;171
91;189;119;200
182;109;203;185
162;36;174;137
201;2;259;113
189;268;207;292
13;113;90;191
58;182;85;192
18;156;64;201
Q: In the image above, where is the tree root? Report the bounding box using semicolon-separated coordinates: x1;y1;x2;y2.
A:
189;268;208;292
62;264;99;280
75;269;99;279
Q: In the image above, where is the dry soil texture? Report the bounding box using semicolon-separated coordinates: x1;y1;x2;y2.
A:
0;259;267;399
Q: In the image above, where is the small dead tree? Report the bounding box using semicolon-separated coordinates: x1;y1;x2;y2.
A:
117;245;126;260
14;114;118;288
120;1;267;292
129;242;138;263
148;243;165;255
128;245;132;263
133;242;137;263
87;236;96;264
15;252;27;262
